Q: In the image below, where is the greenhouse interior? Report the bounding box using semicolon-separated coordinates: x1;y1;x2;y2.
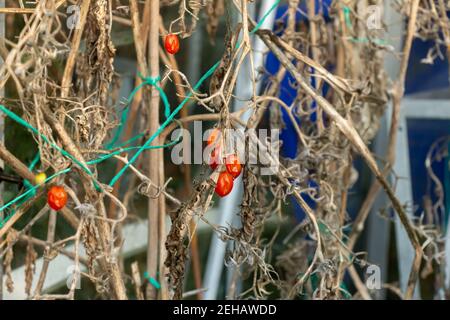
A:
0;0;449;304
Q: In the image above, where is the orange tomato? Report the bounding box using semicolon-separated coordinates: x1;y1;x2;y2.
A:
47;185;68;211
209;147;221;170
164;34;180;54
207;128;221;146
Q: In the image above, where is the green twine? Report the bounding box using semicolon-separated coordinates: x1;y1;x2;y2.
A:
0;105;99;191
0;152;41;227
342;6;388;46
0;105;183;219
0;168;71;228
106;74;171;149
252;0;280;34
114;132;145;149
343;6;352;29
108;60;221;187
347;37;388;46
22;152;41;194
143;271;161;290
91;130;182;165
28;152;40;171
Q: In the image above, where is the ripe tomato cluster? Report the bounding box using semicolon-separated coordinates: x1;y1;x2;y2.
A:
206;128;242;198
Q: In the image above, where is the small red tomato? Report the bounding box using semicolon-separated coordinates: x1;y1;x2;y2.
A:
207;128;221;146
225;154;242;179
209;147;221;170
164;34;180;55
215;171;234;197
47;185;68;211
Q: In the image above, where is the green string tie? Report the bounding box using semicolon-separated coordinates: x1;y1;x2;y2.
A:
343;6;352;29
0;105;100;191
0;168;71;227
143;271;161;290
23;152;41;195
342;6;388;46
107;74;171;149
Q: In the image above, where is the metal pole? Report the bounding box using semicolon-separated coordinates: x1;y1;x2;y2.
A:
365;0;402;300
203;0;278;300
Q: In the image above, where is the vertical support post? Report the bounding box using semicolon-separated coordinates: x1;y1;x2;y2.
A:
364;2;401;299
146;0;160;300
383;0;421;299
392;105;420;298
367;114;390;299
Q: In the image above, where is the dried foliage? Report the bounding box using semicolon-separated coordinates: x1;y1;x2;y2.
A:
206;0;225;42
24;233;37;296
0;0;449;301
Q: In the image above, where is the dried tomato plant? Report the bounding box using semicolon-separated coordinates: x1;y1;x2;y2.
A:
0;0;448;300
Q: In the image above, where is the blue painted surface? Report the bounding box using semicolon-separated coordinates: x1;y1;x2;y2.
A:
407;120;450;226
265;1;331;221
404;18;450;224
405;36;449;94
262;1;449;295
266;3;449;224
266;1;332;159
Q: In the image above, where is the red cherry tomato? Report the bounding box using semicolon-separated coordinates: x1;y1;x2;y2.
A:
164;34;180;55
207;128;222;170
215;171;234;197
225;154;242;179
209;147;221;170
47;185;68;211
